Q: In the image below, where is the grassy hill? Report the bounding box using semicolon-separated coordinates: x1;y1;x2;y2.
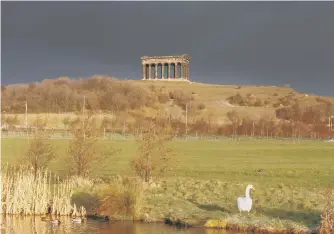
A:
132;80;334;122
2;76;334;130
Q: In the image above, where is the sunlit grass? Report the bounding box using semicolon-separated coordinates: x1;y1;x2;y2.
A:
2;138;333;188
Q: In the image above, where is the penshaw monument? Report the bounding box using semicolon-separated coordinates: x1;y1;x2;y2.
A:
141;54;190;81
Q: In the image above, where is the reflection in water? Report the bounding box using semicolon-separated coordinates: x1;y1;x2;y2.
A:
1;215;243;234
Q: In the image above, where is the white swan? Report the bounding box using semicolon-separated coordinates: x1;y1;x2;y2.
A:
237;184;255;215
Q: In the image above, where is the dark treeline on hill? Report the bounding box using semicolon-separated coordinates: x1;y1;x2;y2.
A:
1;76;193;113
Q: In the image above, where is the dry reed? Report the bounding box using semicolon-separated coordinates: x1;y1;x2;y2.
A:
318;187;334;234
1;164;85;217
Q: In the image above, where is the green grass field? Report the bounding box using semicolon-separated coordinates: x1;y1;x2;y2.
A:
2;138;333;188
2;138;334;231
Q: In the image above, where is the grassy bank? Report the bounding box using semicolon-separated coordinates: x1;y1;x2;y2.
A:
2;138;334;232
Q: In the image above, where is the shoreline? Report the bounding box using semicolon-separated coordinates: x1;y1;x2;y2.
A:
0;212;318;234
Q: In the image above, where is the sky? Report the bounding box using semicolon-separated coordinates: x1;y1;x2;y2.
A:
1;2;334;96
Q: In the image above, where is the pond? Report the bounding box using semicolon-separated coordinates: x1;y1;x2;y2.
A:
1;215;245;234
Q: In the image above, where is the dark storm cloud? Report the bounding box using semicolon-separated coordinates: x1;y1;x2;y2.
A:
2;2;334;95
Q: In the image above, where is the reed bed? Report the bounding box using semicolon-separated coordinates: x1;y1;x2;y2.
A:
1;164;85;217
318;188;334;234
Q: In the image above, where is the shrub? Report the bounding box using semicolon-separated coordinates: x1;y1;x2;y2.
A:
254;98;263;107
169;90;193;110
227;94;266;107
98;176;143;220
157;93;170;104
63;116;71;128
227;93;243;105
197;103;206;110
2;115;20;128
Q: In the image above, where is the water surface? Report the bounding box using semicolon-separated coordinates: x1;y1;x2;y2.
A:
1;215;243;234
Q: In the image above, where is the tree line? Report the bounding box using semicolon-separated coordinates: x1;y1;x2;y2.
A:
1;76;195;114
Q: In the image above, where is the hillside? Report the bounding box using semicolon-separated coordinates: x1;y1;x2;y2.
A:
2;76;334;137
133;80;334;122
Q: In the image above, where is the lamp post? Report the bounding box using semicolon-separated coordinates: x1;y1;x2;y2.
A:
329;116;334;131
185;101;192;135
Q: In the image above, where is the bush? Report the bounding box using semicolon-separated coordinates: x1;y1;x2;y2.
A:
227;94;266;107
157;93;170;104
227;93;243;105
197;103;206;110
98;176;143;220
169;90;194;110
254;98;263;107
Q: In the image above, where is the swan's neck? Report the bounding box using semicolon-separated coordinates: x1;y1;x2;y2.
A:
245;187;251;198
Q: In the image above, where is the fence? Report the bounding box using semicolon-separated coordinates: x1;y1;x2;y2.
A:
0;129;327;142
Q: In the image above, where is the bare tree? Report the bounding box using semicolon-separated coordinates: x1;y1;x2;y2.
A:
67;112;118;177
227;110;241;137
2;115;20;130
23;131;55;178
131;121;175;186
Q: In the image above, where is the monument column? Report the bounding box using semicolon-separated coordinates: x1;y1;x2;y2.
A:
168;63;171;79
166;63;169;79
148;64;152;79
183;64;187;80
142;64;146;79
155;64;158;79
175;63;178;79
162;63;165;79
185;64;188;80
